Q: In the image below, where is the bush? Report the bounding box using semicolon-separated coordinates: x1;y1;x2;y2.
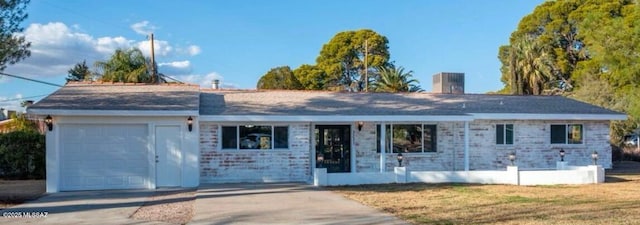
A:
0;130;45;179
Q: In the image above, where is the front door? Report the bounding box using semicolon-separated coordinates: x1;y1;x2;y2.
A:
315;125;351;173
155;125;182;187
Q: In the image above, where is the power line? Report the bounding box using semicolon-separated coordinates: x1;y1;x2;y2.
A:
0;72;63;87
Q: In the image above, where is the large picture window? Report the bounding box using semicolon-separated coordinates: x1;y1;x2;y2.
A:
496;124;514;145
550;124;583;144
221;125;289;150
377;124;437;153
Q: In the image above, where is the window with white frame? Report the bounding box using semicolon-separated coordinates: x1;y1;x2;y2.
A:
496;124;514;145
221;125;289;149
376;124;437;153
550;124;583;144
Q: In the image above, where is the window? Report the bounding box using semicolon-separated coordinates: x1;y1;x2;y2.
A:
496;124;514;145
550;124;583;144
376;124;437;153
221;125;289;149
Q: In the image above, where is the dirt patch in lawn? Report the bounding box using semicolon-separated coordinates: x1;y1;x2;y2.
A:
331;174;640;225
131;189;196;225
0;180;45;210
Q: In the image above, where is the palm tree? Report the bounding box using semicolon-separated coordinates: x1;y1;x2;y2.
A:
508;37;553;95
95;48;153;83
372;65;422;93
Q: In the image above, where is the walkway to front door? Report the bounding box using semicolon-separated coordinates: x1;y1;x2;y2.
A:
315;125;351;173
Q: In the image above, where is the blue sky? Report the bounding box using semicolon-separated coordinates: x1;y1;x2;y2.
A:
0;0;545;111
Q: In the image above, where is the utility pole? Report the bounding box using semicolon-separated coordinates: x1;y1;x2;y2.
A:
364;39;368;92
149;33;158;83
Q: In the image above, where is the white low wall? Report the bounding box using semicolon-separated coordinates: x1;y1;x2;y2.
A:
313;164;604;186
410;168;517;185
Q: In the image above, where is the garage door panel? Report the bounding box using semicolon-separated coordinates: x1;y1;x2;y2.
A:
60;124;149;191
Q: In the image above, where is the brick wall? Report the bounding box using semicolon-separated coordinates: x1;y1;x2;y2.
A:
199;122;311;183
200;120;612;182
353;120;612;172
466;120;612;170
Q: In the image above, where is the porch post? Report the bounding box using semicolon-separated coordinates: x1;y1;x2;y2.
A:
380;122;386;172
464;121;469;171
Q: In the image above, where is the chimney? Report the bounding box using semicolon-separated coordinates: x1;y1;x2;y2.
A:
433;72;465;94
212;79;220;89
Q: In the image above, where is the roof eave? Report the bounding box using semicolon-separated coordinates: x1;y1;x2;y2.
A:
27;109;199;117
199;115;474;122
470;113;627;121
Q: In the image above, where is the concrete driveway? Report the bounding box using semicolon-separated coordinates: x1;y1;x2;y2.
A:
0;183;407;225
190;183;407;225
0;189;166;225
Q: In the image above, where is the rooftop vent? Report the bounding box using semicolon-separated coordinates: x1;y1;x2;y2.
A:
212;79;220;89
433;72;464;94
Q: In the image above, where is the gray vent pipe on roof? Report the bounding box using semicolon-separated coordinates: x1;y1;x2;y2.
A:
212;79;220;89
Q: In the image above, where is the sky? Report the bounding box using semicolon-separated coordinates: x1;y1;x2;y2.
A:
0;0;545;111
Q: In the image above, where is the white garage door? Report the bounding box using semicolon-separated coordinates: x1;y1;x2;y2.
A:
59;124;149;191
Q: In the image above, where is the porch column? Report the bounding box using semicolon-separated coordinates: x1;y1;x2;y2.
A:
380;122;386;172
464;121;469;171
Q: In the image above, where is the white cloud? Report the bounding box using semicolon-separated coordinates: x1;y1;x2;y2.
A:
173;72;237;89
130;21;157;35
158;60;192;75
137;39;172;57
186;45;201;56
0;94;26;112
4;22;200;79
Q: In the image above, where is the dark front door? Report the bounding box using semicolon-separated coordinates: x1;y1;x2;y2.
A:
315;125;351;173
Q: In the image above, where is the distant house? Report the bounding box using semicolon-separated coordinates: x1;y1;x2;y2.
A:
27;76;626;192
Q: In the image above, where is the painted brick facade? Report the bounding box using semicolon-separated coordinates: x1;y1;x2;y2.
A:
354;120;612;172
201;120;612;183
199;122;310;183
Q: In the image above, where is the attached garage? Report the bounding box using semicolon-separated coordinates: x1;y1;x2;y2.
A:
27;83;201;193
59;124;149;191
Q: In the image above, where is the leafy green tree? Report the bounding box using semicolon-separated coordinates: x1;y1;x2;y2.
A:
371;65;421;93
66;60;91;82
256;66;304;90
95;48;153;83
316;29;390;91
501;0;640;142
498;0;589;94
0;0;30;72
293;64;327;90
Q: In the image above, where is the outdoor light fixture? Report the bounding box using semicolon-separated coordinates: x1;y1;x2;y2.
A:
44;115;53;131
187;116;193;132
508;152;516;166
317;153;324;168
397;152;404;167
357;121;364;131
559;148;565;162
591;151;598;165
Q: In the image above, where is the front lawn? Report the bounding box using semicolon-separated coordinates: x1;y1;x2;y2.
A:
0;180;45;210
330;174;640;225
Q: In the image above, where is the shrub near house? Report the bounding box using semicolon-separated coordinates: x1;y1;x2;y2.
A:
0;130;45;179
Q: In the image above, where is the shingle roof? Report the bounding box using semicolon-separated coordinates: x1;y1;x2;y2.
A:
29;83;200;112
199;90;624;116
